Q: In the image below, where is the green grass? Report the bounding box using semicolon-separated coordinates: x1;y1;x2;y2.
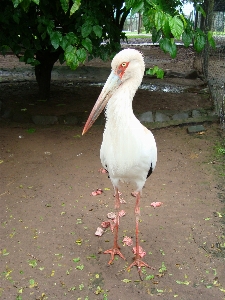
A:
124;32;152;39
213;31;225;36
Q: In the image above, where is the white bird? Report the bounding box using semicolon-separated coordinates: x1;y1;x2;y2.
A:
82;48;157;275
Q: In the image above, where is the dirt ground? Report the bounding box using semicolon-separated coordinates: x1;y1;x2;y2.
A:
1;45;225;300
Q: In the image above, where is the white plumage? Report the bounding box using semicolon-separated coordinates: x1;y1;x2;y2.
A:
83;48;157;276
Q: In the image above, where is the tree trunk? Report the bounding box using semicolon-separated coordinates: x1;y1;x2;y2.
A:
35;62;53;101
138;13;142;34
34;50;61;100
202;0;215;79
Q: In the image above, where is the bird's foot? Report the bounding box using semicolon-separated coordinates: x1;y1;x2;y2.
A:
104;247;126;265
127;258;155;280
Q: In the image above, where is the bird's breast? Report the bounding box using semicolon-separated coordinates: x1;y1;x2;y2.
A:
100;118;157;187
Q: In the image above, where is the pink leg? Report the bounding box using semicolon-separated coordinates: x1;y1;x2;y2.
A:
104;187;126;264
128;192;154;275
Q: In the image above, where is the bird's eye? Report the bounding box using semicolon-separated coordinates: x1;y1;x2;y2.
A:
121;62;126;67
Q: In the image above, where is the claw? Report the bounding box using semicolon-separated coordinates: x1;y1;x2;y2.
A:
104;247;126;264
127;258;155;280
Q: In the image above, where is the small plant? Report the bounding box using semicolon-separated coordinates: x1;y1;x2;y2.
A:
159;262;167;275
146;66;164;79
215;142;225;155
214;141;225;177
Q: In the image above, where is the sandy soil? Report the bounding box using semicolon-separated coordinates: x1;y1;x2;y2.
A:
0;45;225;300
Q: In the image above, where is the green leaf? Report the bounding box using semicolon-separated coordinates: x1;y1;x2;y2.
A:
60;0;69;13
50;31;62;49
146;66;164;78
60;32;78;50
81;22;92;38
60;37;69;50
208;31;216;48
130;0;144;15
159;38;177;58
66;54;78;69
155;11;164;31
13;13;20;24
2;249;9;256
162;19;171;38
12;0;22;8
29;278;37;288
82;38;92;52
196;4;206;18
152;28;161;43
65;46;85;69
93;25;102;38
65;43;73;55
76;265;84;270
46;20;55;36
125;0;137;10
73;257;80;262
29;259;37;268
182;31;192;47
194;34;205;52
145;274;154;280
27;128;36;133
76;48;87;63
19;0;30;12
169;16;184;39
159;261;167;274
32;0;40;4
70;0;81;16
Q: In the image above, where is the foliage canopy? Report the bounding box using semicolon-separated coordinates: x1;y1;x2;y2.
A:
0;0;214;98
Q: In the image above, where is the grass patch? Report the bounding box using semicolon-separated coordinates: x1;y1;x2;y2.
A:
124;32;152;39
214;140;225;177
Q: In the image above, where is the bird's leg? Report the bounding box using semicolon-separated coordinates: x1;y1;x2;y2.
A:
127;191;154;277
104;187;126;264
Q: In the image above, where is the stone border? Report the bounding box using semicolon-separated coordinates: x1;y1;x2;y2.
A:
0;107;217;128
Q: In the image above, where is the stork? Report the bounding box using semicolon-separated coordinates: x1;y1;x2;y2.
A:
82;48;157;275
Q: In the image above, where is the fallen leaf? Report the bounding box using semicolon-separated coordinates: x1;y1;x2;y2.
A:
119;210;126;217
123;236;133;246
107;212;116;219
101;221;110;228
132;246;146;258
95;227;104;236
91;189;103;196
26;128;35;133
120;198;127;203
150;202;163;208
176;280;190;285
122;278;132;283
190;153;198;159
73;257;80;263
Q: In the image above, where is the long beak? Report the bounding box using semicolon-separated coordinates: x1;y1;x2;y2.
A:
82;71;122;135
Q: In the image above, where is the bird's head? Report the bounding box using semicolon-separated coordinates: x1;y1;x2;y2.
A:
112;48;145;84
82;49;145;135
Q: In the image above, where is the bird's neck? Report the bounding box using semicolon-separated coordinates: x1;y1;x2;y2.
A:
105;80;138;127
